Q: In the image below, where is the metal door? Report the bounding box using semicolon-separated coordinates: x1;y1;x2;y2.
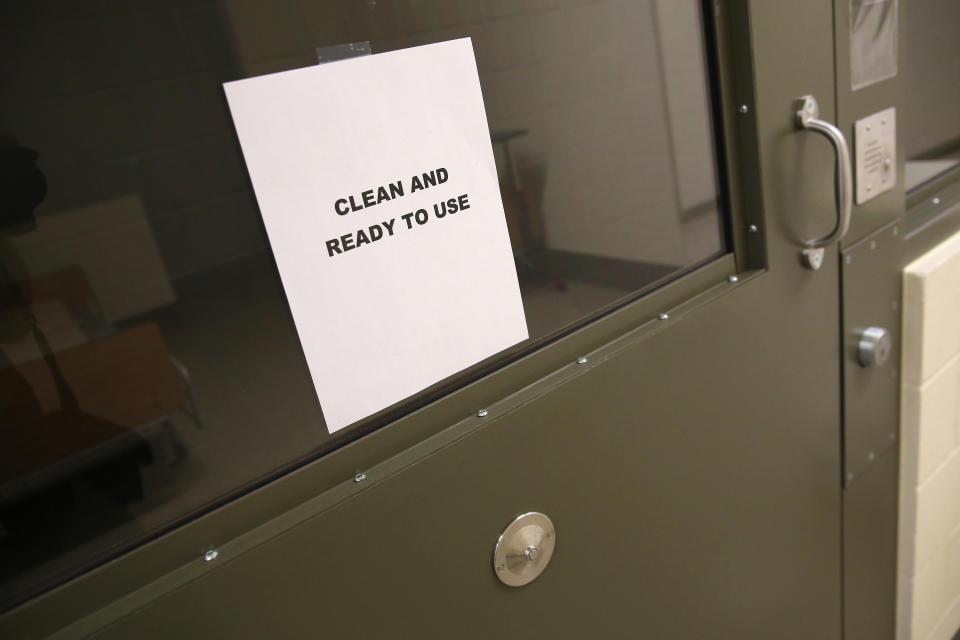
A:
0;0;905;638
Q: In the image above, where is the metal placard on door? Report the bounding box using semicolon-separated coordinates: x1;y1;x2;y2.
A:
841;221;902;485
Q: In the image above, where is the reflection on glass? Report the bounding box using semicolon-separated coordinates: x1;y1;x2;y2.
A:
849;0;897;91
904;0;960;190
0;0;724;608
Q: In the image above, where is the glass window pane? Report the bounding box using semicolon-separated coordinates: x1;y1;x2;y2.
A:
904;0;960;190
850;0;898;91
0;0;725;607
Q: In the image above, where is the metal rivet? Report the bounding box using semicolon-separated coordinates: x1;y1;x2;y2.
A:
748;224;758;233
354;472;366;483
728;275;739;283
577;356;588;365
203;549;219;563
477;409;488;418
739;104;749;114
933;197;941;205
658;312;669;321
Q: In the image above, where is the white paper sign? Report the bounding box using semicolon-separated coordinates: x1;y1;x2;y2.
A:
224;39;527;432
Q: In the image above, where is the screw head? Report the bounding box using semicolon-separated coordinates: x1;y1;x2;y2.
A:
728;275;739;283
805;98;815;113
748;224;758;233
477;408;488;418
870;240;876;250
739;104;749;114
203;549;219;563
354;472;366;483
802;248;824;270
933;197;941;205
658;312;669;321
577;356;588;365
845;255;852;265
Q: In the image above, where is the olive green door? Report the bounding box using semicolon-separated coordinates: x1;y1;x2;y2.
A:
0;0;898;638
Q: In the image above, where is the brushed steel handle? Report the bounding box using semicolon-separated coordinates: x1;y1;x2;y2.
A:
795;94;853;270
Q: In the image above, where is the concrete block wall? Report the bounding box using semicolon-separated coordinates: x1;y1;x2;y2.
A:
899;228;960;640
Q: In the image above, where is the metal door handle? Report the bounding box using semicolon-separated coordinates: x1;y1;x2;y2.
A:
795;94;853;270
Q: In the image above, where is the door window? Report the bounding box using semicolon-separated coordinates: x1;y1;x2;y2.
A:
904;0;960;190
0;0;725;608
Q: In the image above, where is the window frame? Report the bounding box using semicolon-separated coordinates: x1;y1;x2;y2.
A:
0;0;762;626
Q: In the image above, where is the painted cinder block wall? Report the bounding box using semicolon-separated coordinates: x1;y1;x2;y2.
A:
899;227;960;640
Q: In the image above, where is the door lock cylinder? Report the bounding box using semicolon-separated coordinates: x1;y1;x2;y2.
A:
857;326;891;368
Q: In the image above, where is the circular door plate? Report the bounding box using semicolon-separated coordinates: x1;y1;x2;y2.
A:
493;512;556;587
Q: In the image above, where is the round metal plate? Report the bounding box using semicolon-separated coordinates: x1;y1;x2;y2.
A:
493;512;555;587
